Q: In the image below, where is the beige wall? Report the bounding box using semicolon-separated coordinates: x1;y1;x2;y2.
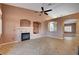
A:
0;4;2;38
0;4;1;37
44;18;64;39
1;4;48;43
1;4;79;43
62;13;79;36
44;13;79;39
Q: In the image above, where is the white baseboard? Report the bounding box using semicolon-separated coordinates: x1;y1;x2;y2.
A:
0;41;19;46
0;35;64;46
45;35;64;40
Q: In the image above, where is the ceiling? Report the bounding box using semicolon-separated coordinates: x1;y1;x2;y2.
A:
6;3;79;18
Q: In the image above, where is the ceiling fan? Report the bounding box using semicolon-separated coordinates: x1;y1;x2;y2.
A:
35;7;52;16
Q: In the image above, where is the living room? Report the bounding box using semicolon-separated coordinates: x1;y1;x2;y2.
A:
0;3;79;55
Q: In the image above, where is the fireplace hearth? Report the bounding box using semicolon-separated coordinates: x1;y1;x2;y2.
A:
21;33;30;41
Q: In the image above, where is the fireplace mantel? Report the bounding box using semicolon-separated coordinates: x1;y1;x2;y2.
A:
15;27;33;41
15;26;43;42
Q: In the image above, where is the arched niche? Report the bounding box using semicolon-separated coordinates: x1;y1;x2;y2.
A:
20;19;31;27
33;22;41;34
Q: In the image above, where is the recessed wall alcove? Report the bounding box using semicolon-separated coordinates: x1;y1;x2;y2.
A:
20;19;31;27
16;19;42;41
33;22;41;34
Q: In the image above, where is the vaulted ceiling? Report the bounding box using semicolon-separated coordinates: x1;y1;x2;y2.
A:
6;3;79;18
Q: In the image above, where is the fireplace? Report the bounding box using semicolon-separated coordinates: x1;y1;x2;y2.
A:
21;33;30;41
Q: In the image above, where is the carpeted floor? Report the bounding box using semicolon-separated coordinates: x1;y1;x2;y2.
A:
0;37;79;55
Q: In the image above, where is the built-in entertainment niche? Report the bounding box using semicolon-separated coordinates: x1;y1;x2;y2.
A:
20;19;31;27
33;22;41;34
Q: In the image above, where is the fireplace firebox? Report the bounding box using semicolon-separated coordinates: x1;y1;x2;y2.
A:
21;33;30;41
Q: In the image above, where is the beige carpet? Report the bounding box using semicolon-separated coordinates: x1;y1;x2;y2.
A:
5;37;78;55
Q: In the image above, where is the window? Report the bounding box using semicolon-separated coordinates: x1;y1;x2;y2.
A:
64;26;72;32
48;21;57;32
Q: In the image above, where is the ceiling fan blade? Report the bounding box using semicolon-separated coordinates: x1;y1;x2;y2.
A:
41;7;44;11
44;12;48;15
45;9;52;12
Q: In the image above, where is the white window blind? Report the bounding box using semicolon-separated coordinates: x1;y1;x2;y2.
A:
64;26;72;32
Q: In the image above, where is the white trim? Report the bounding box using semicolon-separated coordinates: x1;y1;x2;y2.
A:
0;41;19;46
44;35;64;40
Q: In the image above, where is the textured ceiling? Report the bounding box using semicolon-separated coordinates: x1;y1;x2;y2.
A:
6;3;79;18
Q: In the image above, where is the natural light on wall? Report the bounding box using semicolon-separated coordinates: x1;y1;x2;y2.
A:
0;9;2;37
48;21;57;32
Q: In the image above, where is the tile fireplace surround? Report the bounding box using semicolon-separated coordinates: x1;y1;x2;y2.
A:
15;27;43;42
